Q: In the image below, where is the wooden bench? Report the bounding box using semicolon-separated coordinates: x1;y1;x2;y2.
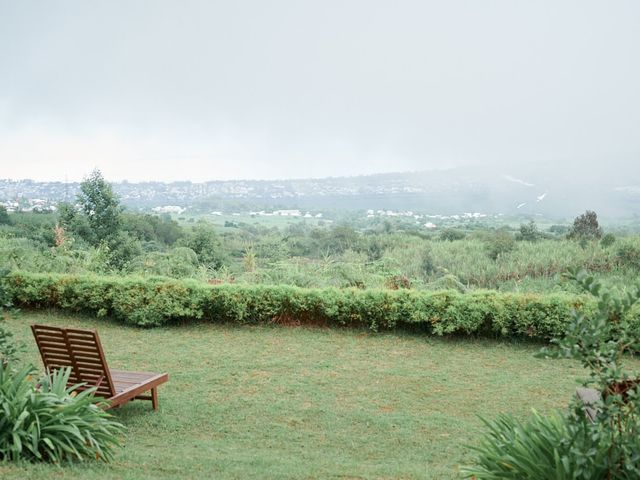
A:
31;324;168;410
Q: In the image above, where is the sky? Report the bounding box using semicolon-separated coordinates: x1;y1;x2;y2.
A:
1;1;639;182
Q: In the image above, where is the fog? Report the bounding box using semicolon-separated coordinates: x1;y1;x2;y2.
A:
1;1;639;182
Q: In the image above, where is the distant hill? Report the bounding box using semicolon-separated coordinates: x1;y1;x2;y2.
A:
1;160;638;218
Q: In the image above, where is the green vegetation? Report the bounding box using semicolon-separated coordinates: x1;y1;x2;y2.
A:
4;173;640;476
1;175;638;295
0;363;124;463
7;271;617;341
464;271;640;478
1;311;619;479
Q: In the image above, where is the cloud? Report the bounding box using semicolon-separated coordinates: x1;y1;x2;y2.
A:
1;1;640;180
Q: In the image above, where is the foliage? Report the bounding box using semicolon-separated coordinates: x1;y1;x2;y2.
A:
4;271;607;340
178;223;228;268
516;220;541;242
462;410;609;479
616;240;640;271
485;229;516;260
567;210;603;241
439;228;466;241
601;233;616;248
3;209;640;292
0;363;124;463
539;270;640;477
0;206;11;225
466;271;640;478
418;246;436;278
0;269;22;365
76;169;123;246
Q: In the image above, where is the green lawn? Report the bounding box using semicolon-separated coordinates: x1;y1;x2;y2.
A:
1;311;599;479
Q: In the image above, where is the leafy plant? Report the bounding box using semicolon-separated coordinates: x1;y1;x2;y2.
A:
5;270;595;339
616;241;640;271
517;220;541;242
0;268;22;365
465;270;640;478
485;230;516;260
601;233;616;248
0;363;124;463
461;410;609;479
539;270;640;477
567;210;603;241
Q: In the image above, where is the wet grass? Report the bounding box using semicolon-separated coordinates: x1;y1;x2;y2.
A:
0;310;602;479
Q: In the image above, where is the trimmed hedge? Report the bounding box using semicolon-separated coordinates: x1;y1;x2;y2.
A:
5;271;624;341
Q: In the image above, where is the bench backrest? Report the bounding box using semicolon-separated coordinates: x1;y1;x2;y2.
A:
31;324;116;398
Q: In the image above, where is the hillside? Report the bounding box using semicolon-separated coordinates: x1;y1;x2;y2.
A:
2;160;638;217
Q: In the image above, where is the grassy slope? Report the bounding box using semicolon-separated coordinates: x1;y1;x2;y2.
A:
0;311;608;479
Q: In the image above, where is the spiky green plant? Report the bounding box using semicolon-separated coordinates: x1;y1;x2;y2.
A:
461;410;609;479
0;363;124;462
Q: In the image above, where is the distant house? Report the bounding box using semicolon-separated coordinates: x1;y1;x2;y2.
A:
152;205;186;214
274;209;302;217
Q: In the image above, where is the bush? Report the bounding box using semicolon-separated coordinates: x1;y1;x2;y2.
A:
462;411;609;479
439;229;466;241
0;269;21;364
485;230;516;260
616;241;640;271
601;233;616;248
567;210;603;241
517;220;541;242
0;363;123;462
466;270;640;478
4;271;607;340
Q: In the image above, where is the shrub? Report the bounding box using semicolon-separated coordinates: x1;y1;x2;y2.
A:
567;210;603;240
616;241;640;271
0;364;124;462
485;230;516;260
601;233;616;248
4;271;607;341
439;228;466;241
465;270;640;478
462;411;609;479
517;220;541;242
0;269;21;365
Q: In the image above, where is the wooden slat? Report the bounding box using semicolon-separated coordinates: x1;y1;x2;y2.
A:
31;324;167;410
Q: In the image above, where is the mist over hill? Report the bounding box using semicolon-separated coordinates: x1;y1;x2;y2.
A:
2;160;638;218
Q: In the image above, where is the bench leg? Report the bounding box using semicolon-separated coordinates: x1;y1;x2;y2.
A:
151;387;158;410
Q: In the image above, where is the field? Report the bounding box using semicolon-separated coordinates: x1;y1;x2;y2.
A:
0;310;607;479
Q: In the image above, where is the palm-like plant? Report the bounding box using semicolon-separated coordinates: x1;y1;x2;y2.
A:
0;363;124;462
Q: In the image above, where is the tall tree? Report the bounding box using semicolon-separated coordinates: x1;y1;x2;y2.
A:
567;210;603;241
77;169;122;246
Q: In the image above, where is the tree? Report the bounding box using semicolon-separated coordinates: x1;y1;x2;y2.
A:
76;169;123;246
517;220;541;242
486;229;516;260
59;170;140;270
179;224;228;268
0;206;11;226
567;210;603;241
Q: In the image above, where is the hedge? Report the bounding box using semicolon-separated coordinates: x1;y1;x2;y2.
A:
7;271;630;341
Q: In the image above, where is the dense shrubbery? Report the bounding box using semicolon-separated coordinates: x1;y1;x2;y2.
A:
7;271;628;341
3;185;640;294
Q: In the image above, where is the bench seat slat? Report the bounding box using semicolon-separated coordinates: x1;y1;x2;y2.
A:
31;324;168;411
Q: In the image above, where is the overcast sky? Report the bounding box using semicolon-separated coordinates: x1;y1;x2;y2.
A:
1;1;639;182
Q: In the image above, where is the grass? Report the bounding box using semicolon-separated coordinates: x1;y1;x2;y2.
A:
0;310;612;479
